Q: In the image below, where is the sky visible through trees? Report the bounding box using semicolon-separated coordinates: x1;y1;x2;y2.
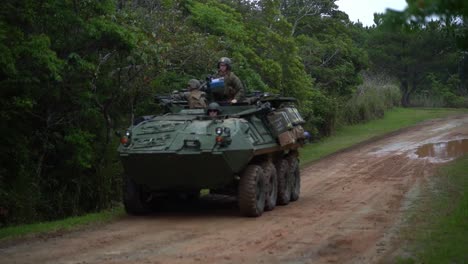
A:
336;0;407;26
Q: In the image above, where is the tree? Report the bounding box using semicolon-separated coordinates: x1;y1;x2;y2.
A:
404;0;468;100
406;0;468;49
368;11;462;106
279;0;337;37
0;0;162;224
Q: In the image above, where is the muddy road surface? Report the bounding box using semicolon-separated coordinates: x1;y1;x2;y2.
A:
2;114;468;264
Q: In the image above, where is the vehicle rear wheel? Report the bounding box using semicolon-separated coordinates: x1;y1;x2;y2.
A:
123;175;151;215
238;164;266;217
288;156;301;201
263;162;277;211
276;159;291;205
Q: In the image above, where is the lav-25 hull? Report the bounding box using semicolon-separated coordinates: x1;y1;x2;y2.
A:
121;150;252;190
117;97;306;217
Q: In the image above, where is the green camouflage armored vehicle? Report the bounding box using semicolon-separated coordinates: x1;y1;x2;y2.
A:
117;92;306;217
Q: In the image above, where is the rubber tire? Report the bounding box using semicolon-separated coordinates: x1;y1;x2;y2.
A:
276;159;291;205
288;157;301;202
123;175;151;215
238;164;266;217
263;162;278;211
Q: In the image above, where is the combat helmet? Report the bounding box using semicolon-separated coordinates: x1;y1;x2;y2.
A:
217;57;232;70
187;79;201;90
207;102;222;115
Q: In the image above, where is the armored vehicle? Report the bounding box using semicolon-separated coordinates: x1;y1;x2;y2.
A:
117;91;306;217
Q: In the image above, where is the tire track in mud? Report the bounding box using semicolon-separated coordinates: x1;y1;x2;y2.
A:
1;114;468;264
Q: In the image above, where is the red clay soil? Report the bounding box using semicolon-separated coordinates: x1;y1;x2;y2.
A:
1;114;467;264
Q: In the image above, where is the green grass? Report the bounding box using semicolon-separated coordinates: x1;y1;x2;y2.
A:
0;206;125;241
300;107;468;165
396;155;468;263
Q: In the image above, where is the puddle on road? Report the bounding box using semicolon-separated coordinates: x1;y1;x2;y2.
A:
416;139;468;160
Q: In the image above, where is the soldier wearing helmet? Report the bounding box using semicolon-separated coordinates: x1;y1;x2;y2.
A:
207;102;221;117
186;79;207;109
217;57;244;104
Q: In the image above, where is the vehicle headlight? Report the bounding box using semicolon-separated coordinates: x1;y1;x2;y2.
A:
120;130;132;146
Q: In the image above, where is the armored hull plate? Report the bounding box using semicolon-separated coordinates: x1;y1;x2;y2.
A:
121;150;252;191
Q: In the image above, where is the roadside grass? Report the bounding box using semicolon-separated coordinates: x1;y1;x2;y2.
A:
300;107;468;165
0;206;125;241
395;155;468;263
1;107;466;241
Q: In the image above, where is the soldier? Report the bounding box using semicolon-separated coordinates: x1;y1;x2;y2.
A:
207;102;221;117
186;79;207;109
217;57;244;104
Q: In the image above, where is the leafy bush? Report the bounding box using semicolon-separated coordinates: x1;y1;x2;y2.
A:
301;88;337;138
339;73;401;126
411;73;468;108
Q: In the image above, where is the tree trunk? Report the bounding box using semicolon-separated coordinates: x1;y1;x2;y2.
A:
103;108;113;146
400;79;410;107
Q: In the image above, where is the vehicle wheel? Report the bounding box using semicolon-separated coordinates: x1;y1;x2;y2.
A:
288;156;301;201
276;159;291;205
123;175;151;215
263;162;277;211
238;164;266;217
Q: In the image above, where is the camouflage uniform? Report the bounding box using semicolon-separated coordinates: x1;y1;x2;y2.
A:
188;90;207;109
186;79;207;109
223;71;244;101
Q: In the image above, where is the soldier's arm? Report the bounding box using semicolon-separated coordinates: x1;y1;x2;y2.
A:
233;76;245;101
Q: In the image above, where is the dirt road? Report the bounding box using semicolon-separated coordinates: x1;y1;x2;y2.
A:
2;114;468;264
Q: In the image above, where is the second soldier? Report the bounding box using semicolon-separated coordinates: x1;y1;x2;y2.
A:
187;79;207;109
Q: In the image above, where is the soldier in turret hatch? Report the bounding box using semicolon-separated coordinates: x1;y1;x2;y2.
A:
207;102;221;117
217;57;244;104
186;79;207;109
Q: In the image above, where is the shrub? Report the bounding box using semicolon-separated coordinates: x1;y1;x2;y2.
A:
338;73;401;126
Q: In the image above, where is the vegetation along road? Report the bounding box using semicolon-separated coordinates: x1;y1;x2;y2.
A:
0;114;466;263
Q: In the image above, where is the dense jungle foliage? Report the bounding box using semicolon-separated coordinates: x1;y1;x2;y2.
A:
1;0;467;226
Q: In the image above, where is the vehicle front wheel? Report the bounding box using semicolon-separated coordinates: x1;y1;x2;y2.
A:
238;164;266;217
123;175;151;215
